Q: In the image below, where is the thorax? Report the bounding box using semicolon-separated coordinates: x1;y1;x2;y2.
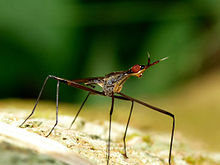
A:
101;72;129;96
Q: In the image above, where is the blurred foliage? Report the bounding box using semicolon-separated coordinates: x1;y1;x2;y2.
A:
0;0;220;102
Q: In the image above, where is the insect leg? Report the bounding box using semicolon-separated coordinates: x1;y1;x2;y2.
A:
45;80;60;137
118;92;175;165
123;100;134;158
107;94;114;165
19;75;51;127
69;92;91;129
20;75;129;140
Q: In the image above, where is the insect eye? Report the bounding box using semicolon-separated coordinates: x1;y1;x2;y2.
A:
140;65;145;69
131;64;141;73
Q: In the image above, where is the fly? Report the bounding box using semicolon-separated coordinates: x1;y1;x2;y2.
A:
20;53;175;165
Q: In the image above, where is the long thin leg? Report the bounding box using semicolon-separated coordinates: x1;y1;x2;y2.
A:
69;92;91;129
123;100;134;158
19;76;50;127
107;94;114;165
20;75;128;137
118;92;175;165
45;80;60;137
48;75;129;101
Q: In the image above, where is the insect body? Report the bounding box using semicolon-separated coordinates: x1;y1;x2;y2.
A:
85;55;168;97
85;71;128;96
20;54;174;165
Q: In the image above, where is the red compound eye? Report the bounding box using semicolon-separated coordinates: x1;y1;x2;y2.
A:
131;64;141;73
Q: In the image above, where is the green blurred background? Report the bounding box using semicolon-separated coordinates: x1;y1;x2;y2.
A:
0;0;220;152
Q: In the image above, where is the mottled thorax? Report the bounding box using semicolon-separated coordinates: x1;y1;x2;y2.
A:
102;71;129;96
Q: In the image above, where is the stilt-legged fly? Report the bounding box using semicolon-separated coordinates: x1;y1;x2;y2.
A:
20;53;175;165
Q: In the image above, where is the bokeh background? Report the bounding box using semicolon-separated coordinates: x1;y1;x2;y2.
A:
0;0;220;152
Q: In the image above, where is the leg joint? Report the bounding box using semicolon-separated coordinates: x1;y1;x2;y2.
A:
48;75;56;79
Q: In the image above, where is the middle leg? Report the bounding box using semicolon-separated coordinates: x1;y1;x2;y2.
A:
123;100;134;158
69;92;91;129
107;94;115;165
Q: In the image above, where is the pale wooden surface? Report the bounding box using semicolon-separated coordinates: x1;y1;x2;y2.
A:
0;121;92;165
0;110;220;165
